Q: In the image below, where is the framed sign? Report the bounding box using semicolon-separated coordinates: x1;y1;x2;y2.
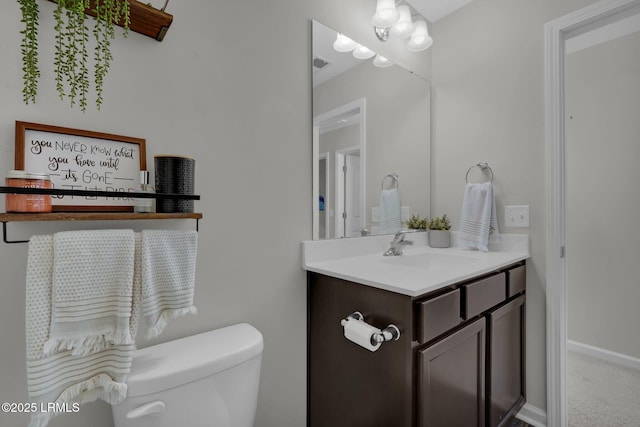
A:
15;121;146;212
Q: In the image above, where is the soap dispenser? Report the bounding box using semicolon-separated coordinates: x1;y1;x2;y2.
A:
134;170;155;213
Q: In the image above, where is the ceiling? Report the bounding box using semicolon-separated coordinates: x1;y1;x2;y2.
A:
406;0;473;23
312;1;474;87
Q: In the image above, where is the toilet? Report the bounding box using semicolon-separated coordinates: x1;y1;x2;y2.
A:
112;323;263;427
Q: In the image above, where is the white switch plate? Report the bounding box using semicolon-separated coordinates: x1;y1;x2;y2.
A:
401;206;410;222
371;207;380;222
504;205;530;228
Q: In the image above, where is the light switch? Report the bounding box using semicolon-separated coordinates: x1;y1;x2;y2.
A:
504;205;530;228
401;206;410;222
371;207;380;222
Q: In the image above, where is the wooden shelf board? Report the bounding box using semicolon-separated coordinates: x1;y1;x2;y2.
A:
47;0;173;41
0;212;202;222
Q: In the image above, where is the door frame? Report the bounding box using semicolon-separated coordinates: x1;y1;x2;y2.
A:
313;98;367;239
319;152;330;239
335;146;362;238
544;1;640;425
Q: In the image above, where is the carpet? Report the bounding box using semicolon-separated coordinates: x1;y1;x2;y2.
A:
568;350;640;426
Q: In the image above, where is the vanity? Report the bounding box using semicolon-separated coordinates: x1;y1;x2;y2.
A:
303;233;529;427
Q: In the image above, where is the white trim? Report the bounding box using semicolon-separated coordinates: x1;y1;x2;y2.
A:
314;98;367;239
319;152;330;240
313;126;320;240
567;340;640;371
544;1;640;426
517;403;547;427
335;145;361;238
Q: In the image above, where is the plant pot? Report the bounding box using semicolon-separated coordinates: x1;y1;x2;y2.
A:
429;230;451;248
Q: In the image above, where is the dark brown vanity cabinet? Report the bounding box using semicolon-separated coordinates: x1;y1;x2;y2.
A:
308;262;526;427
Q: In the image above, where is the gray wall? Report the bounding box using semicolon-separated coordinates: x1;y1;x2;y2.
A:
0;1;429;427
566;30;640;358
430;0;601;411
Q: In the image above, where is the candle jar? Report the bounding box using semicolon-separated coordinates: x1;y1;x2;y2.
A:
5;170;53;213
154;155;195;213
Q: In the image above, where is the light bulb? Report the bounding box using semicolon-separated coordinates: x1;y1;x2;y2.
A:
407;19;433;52
372;0;399;29
333;33;357;52
390;5;414;39
373;54;394;68
353;44;376;60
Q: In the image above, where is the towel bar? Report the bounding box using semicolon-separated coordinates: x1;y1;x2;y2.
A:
1;215;200;244
465;162;494;183
381;173;399;190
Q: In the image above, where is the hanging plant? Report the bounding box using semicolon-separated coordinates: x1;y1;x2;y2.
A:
18;0;130;111
18;0;40;105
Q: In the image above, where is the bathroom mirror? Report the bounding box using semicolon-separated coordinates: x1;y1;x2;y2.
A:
312;20;431;240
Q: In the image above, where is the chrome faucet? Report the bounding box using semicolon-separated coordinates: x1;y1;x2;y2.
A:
383;231;414;256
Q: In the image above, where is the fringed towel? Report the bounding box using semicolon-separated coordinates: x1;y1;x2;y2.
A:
458;182;500;252
141;230;198;339
378;188;402;235
43;230;135;357
26;234;141;427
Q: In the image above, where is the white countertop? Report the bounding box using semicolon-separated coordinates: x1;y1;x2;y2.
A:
302;232;529;297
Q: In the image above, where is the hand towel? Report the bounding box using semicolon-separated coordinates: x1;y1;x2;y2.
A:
141;230;198;339
378;188;402;235
43;230;135;357
26;234;139;427
458;182;500;252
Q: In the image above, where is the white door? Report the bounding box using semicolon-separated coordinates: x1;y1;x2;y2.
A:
345;153;361;237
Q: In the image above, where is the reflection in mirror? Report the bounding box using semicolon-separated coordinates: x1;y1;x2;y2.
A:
312;20;431;240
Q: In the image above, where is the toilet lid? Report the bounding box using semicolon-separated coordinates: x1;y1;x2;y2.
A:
126;323;263;397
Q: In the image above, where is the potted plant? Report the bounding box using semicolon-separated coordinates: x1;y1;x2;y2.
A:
405;214;427;230
18;0;131;111
427;214;451;248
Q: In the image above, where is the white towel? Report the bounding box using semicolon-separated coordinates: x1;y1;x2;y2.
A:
459;182;500;252
378;188;402;235
26;234;140;427
141;230;198;339
43;230;135;357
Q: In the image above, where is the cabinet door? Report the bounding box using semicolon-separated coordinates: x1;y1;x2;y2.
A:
418;317;486;427
487;295;526;427
308;273;414;427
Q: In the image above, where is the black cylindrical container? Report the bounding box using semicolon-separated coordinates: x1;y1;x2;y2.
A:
154;155;195;213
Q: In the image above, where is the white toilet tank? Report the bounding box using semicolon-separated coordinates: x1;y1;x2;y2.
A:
112;323;263;427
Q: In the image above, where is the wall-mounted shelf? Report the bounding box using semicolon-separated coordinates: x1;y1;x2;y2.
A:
1;186;201;243
47;0;174;41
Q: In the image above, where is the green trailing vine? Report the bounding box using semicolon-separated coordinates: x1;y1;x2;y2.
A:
18;0;40;105
19;0;130;111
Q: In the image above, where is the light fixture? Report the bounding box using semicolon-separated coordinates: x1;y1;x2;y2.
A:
352;44;376;59
371;1;433;50
373;54;394;68
333;33;357;52
407;18;433;52
390;5;413;39
371;0;399;29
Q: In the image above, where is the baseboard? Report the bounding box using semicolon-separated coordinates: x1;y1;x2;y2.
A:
567;340;640;371
516;403;547;427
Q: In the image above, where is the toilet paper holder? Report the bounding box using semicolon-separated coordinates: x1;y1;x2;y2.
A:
340;311;401;345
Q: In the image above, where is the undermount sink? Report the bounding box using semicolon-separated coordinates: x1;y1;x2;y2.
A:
380;249;482;270
301;232;530;296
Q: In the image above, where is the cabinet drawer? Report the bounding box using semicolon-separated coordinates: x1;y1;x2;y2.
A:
417;289;461;343
463;273;506;319
507;264;526;297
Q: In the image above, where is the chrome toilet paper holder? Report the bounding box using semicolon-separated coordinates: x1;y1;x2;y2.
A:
340;311;401;345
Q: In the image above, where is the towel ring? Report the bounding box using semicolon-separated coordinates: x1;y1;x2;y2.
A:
465;162;494;183
381;173;399;190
